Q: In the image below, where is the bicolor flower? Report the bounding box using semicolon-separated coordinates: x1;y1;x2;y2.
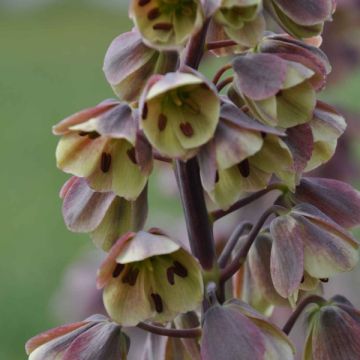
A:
232;53;317;127
103;29;178;103
60;177;148;251
201;299;295;360
97;229;203;326
305;101;346;171
25;315;129;360
54;100;152;200
129;0;204;50
270;204;359;304
264;0;335;38
199;101;294;209
304;295;360;360
140;71;220;159
210;0;265;48
294;177;360;229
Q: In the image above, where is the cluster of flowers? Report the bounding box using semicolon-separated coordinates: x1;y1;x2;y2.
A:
26;0;360;359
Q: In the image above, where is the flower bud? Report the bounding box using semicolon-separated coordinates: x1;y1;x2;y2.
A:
270;204;359;303
54;101;151;200
201;299;295;360
103;29;178;103
97;229;203;326
25;315;129;360
232;53;316;127
129;0;204;50
61;177;148;251
304;295;360;359
265;0;335;38
140;71;220;159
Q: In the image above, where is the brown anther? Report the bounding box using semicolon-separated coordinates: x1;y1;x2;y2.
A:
151;293;164;313
138;0;151;6
238;159;250;178
180;122;194;137
88;131;101;139
173;261;188;278
147;8;161;20
100;152;112;173
320;278;329;283
153;23;173;31
261;132;267;139
300;275;305;283
127;147;138;165
167;267;175;285
112;263;125;278
122;268;139;286
215;171;220;183
78;131;88;137
158;114;167;131
142;102;148;120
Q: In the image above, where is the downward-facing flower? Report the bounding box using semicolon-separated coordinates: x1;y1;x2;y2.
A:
60;177;148;251
211;0;265;48
270;204;359;304
264;0;335;38
304;296;360;360
54;100;152;200
201;299;295;360
199;102;293;209
97;229;203;326
140;71;220;159
305;101;346;171
232;53;316;127
294;177;360;229
25;315;129;360
129;0;204;50
103;29;178;103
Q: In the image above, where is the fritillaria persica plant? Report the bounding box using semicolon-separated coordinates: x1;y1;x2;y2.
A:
26;0;360;359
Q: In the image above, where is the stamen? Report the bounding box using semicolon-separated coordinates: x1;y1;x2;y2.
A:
183;98;200;114
100;152;112;173
147;8;161;20
158;114;167;131
151;293;164;313
173;261;188;278
138;0;151;6
88;131;101;139
238;159;250;178
127;147;138;165
79;131;88;136
215;171;220;183
300;275;305;283
180;122;194;137
142;102;148;120
320;278;329;283
167;267;175;285
122;268;139;286
112;263;125;278
153;23;173;31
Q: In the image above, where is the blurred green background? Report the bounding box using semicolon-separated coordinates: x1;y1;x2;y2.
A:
0;1;359;359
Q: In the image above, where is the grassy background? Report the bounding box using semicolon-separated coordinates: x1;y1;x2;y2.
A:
0;2;359;359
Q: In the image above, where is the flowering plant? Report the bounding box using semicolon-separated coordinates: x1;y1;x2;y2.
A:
26;0;360;359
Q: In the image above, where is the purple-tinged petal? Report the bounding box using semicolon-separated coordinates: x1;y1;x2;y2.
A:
270;215;305;298
233;53;288;100
295;177;360;228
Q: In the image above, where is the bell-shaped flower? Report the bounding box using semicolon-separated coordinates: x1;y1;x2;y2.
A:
304;295;360;359
54;100;152;200
103;29;178;103
60;177;148;251
201;299;295;360
97;229;203;326
259;33;331;91
129;0;204;50
232;53;316;127
270;203;359;303
210;0;265;49
199;102;290;209
305;101;346;171
294;177;360;229
140;71;220;160
25;314;129;360
265;0;335;38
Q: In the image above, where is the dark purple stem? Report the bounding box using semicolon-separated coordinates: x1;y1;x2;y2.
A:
138;322;201;338
282;295;326;335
